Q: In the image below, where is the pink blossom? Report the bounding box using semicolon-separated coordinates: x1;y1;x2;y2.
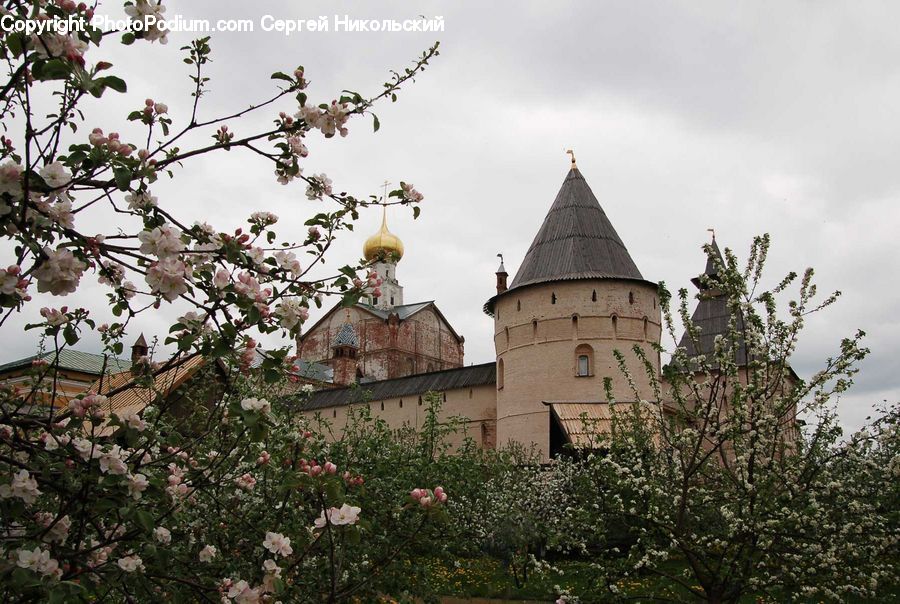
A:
262;531;293;557
34;246;87;295
0;469;41;505
146;257;192;301
235;473;257;491
138;224;185;259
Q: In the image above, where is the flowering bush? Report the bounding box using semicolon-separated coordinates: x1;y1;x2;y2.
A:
0;1;440;600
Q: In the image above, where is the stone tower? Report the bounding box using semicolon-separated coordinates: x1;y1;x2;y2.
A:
363;207;404;310
484;162;662;460
327;318;360;386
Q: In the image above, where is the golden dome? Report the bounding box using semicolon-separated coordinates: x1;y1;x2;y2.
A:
363;207;404;262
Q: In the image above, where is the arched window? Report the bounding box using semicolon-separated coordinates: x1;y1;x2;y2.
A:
575;344;594;377
643;317;649;340
551;293;557;304
497;358;504;389
399;399;403;408
503;326;509;346
592;289;597;302
333;409;337;418
532;320;538;339
629;291;635;304
611;314;618;337
380;401;384;411
443;392;447;402
572;315;579;339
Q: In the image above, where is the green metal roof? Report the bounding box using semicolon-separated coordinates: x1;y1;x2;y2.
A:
0;349;131;376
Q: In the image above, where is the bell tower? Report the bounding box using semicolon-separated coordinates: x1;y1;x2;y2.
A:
362;206;404;309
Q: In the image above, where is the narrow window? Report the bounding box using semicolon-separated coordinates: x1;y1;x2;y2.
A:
517;300;521;311
643;317;649;340
399;399;403;408
577;355;590;376
443;392;447;402
575;344;594;377
653;297;657;309
418;396;422;406
468;388;473;399
498;358;504;389
380;401;384;411
572;315;578;339
592;290;597;302
629;291;635;304
532;320;538;339
390;296;395;305
551;293;557;304
333;409;337;418
373;297;378;305
611;314;618;337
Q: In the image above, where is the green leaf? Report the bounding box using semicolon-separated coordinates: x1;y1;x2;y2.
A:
121;32;135;45
99;76;127;93
134;510;154;533
35;59;71;81
7;33;24;58
372;114;380;133
271;72;293;82
113;167;132;191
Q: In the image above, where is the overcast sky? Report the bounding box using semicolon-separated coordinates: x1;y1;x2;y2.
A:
5;1;899;432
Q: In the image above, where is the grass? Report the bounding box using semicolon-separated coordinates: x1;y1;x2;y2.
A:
420;556;899;603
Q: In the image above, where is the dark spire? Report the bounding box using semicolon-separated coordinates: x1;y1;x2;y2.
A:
508;168;646;291
678;238;747;365
691;235;724;290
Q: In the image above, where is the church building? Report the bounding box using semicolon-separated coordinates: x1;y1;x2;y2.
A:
296;158;739;460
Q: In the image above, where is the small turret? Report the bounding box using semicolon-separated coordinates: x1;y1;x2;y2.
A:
495;254;508;294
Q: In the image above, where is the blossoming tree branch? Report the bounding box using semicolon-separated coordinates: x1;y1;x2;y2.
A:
0;1;444;601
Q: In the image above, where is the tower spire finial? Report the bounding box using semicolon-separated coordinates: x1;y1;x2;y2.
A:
707;227;716;241
566;149;577;170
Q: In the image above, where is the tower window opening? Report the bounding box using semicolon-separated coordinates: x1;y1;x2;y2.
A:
373;297;378;305
380;401;384;411
577;355;590;376
611;314;618;337
333;409;337;418
443;392;447;402
498;358;505;389
629;291;635;304
517;300;521;312
390;296;395;305
551;293;557;304
572;315;578;338
418;396;422;406
532;320;538;339
469;388;473;399
654;298;657;309
643;317;649;340
575;343;594;377
399;399;403;408
592;290;597;302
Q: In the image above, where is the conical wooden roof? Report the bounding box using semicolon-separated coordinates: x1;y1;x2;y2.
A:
508;168;646;291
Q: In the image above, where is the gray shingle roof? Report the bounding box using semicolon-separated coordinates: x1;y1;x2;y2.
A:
332;322;359;348
293;359;333;383
356;301;433;321
485;168;653;315
294;362;496;410
0;349;131;375
678;240;749;365
510;168;646;289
